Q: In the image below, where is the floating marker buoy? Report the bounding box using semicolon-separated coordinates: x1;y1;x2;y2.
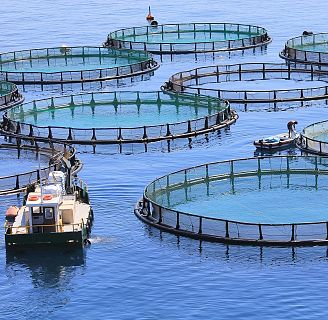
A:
146;6;154;21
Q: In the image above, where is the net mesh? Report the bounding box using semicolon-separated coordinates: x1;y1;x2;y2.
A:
281;33;328;65
165;63;328;109
105;23;271;54
2;91;235;145
0;47;158;84
141;156;328;245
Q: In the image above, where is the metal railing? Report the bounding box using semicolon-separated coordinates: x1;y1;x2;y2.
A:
1;91;237;145
136;155;328;246
0;141;79;195
280;33;328;65
0;81;24;110
5;221;83;235
104;23;271;54
298;120;328;155
0;46;159;84
164;63;328;109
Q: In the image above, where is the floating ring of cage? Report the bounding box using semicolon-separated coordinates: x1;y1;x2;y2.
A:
0;81;24;111
163;62;328;109
0;46;159;85
0;91;237;149
298;120;328;155
104;23;271;54
0;140;80;195
280;33;328;65
135;155;328;246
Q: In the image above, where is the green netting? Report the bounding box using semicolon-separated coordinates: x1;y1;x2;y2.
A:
105;23;271;54
137;156;328;245
280;33;328;65
0;46;159;84
1;91;236;146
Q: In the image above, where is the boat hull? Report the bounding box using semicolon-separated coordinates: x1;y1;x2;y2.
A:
254;133;296;150
5;228;88;247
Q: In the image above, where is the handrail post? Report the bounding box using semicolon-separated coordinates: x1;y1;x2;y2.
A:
225;221;229;238
198;216;202;234
291;224;295;241
176;212;180;230
259;224;263;240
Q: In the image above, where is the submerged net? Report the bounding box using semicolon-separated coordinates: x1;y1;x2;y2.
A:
164;63;328;110
104;23;271;54
0;47;159;85
1;91;236;147
137;156;328;245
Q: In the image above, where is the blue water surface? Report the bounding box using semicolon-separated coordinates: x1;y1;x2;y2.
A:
2;0;328;319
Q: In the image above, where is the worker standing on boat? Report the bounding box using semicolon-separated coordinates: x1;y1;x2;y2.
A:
287;120;298;138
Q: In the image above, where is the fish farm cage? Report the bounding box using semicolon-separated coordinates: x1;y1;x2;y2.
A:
163;62;328;110
135;155;328;246
0;91;237;153
0;81;24;111
0;140;81;195
298;120;328;155
104;23;271;55
0;46;159;88
280;33;328;65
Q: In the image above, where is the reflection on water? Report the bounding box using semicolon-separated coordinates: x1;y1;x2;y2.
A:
4;247;85;318
143;224;328;266
6;247;85;287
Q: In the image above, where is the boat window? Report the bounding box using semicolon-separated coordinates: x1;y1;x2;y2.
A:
44;207;54;219
31;207;41;215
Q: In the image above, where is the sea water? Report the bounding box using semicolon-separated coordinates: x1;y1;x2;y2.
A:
1;0;328;319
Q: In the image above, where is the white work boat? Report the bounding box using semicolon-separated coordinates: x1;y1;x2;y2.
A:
5;171;93;247
254;133;298;150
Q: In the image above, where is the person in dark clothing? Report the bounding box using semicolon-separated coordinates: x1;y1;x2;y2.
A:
287;120;298;138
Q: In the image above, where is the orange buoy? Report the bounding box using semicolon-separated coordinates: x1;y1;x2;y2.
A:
28;194;39;201
146;6;154;21
43;194;53;201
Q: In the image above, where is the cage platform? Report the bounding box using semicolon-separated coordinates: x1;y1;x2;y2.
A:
163;62;328;110
280;33;328;65
135;155;328;246
104;23;271;55
0;46;159;87
1;91;237;152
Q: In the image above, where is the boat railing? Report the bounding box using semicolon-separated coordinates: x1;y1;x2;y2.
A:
5;221;84;235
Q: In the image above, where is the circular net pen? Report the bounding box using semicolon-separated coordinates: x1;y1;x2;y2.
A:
0;46;159;88
163;62;328;111
135;155;328;246
0;91;237;153
104;23;271;56
280;33;328;65
0;81;24;111
0;140;80;195
298;120;328;155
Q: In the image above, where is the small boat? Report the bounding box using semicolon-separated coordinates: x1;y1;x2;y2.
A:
253;133;298;150
5;171;93;247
